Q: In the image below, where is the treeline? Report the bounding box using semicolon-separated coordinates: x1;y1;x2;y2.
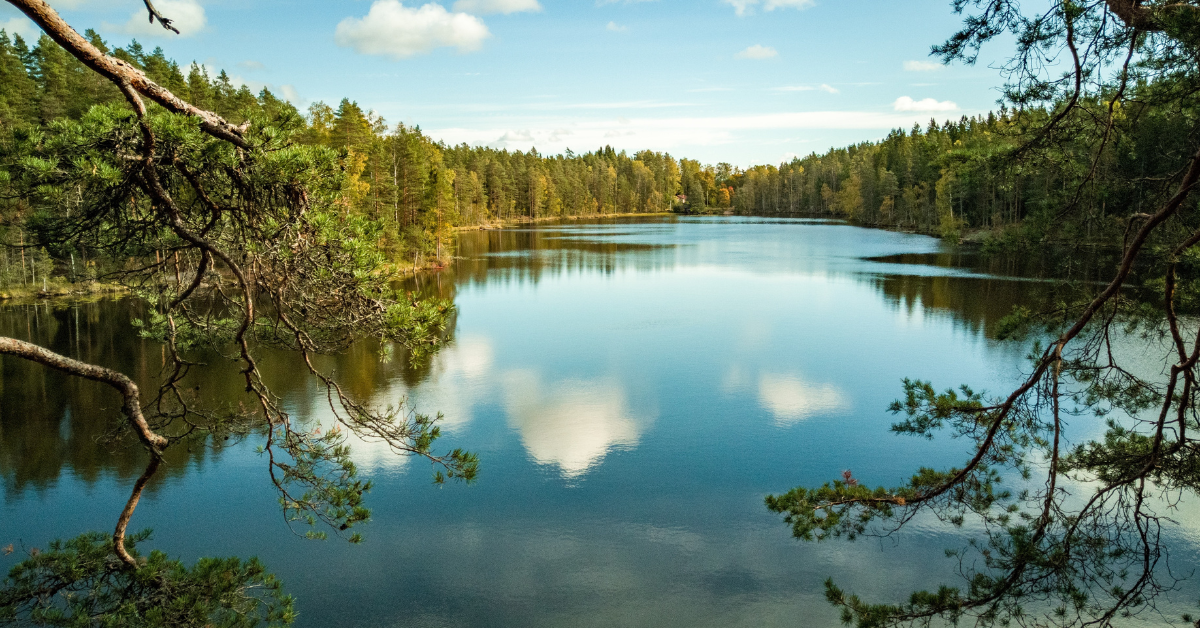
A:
318;107;685;263
0;29;692;287
729;100;1191;243
2;28;1175;289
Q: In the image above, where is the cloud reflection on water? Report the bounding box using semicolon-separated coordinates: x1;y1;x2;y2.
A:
352;334;653;479
502;370;649;478
757;373;850;426
409;334;496;432
340;335;495;472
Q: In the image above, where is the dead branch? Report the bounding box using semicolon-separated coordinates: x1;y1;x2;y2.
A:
140;0;179;34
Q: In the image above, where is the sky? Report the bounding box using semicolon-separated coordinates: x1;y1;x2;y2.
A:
1;0;1022;166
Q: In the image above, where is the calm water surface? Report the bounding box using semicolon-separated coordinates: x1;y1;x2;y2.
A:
2;216;1197;627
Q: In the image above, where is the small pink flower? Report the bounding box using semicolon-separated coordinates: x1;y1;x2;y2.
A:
842;470;859;487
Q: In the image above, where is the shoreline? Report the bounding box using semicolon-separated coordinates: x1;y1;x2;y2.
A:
0;212;1034;298
456;210;676;232
0;281;128;304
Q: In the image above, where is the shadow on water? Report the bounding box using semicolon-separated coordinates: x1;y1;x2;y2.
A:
448;225;680;293
0;298;451;494
864;244;1123;284
873;273;1053;338
0;299;182;495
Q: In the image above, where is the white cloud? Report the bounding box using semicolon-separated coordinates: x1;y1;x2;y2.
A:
489;129;534;147
606;21;627;31
893;96;958;112
1;16;38;41
400;335;495;434
500;129;533;142
724;0;813;16
335;1;490;59
735;44;777;60
725;0;754;14
452;0;541;14
118;0;206;37
238;60;266;71
429;109;977;155
279;85;303;106
903;60;942;72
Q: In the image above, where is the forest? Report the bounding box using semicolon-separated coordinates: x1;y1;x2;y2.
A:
3;25;1182;292
730;100;1190;243
0;29;686;288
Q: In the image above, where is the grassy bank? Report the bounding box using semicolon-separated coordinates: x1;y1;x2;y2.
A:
458;211;677;231
0;280;128;302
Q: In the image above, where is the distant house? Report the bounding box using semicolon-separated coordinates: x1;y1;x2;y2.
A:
674;194;687;203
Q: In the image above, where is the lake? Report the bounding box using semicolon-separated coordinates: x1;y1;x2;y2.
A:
2;216;1197;627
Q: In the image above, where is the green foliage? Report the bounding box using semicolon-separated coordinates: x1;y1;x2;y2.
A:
1064;421;1200;487
384;293;454;359
271;406;476;540
994;305;1035;340
764;479;908;542
0;31;691;277
0;531;294;627
888;378;988;438
0;33;477;548
728;95;1200;247
0;18;484;628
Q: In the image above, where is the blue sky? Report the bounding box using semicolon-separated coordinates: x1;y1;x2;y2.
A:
2;0;1019;166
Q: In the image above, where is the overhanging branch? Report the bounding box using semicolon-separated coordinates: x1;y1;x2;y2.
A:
4;0;249;148
0;336;168;453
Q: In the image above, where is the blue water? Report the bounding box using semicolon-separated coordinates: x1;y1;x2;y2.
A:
3;216;1195;627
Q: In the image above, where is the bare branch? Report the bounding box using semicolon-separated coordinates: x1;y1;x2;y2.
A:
0;336;168;453
113;457;161;567
140;0;179;34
